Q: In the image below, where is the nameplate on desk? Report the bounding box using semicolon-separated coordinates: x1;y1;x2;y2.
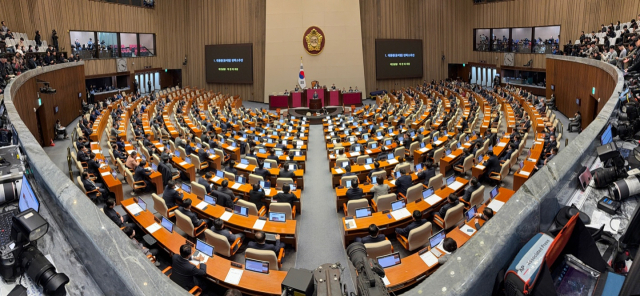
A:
460;224;477;236
350;152;360;157
527;158;536;162
179;161;188;166
366;150;372;154
387;159;398;165
224;268;243;285
345;219;357;229
220;211;233;221
420;251;438;267
253;219;266;230
448;181;464;191
126;204;143;216
236;164;248;169
487;200;505;212
535;141;543;145
335;168;344;174
101;172;111;177
424;194;441;206
362;165;371;170
520;171;531;176
476;165;485;170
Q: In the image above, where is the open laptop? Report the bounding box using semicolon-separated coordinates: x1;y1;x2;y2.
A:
235;175;246;184
204;194;216;206
193;239;214;262
181;183;192;194
429;229;446;256
446;175;456;186
377;252;401;268
245;258;270;274
422;187;435;199
465;205;477;222
233;205;249;217
489;186;500;200
137;198;147;211
161;217;174;233
355;207;372;218
391;200;406;211
415;163;423;171
240;158;249;165
151;163;158;171
268;212;286;222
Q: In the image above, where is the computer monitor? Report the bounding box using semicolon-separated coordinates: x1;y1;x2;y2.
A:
420;142;425;148
465;205;477;222
111;170;118;179
415;163;423;171
216;170;225;178
422;187;434;199
490;186;499;199
204;194;216;205
477;155;483;163
175;150;181;158
445;149;451;155
181;183;192;194
600;124;613;145
233;205;249;217
267;138;274;144
137;198;147;211
433;135;438;141
394;171;401;179
488;146;493;152
195;239;214;257
235;175;246;184
365;158;373;164
446;175;456;186
391;200;405;211
290;183;296;191
240;158;249;165
282;140;287;146
385;140;392;146
245;259;270;274
184;157;192;164
275;150;283;156
258;148;267;154
377;252;401;268
388;154;394;160
429;229;445;249
288;164;296;171
353;146;360;152
268;212;286;222
19;175;40;212
161;217;174;233
355;207;372;218
196;143;202;149
371;143;378;149
151;163;158;171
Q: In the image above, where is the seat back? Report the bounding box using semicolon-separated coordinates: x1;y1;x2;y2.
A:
462;155;474;172
346;199;369;216
395;162;411;173
189;155;202;169
340;175;359;187
190;181;206;198
443;203;465;230
500;161;510;179
336;159;350;169
394;146;405;158
364;240;393;260
371;170;387;181
433;147;444;164
264;159;278;169
77;176;87;193
248;174;264;185
174;210;196;237
276;178;294;189
214;148;225;160
428;173;444;190
408;142;419;154
356;156;371;165
205;229;232;257
270;203;293;220
405;183;423;203
469;185;485;208
245;156;258;166
246;248;279;271
376;194;396;212
177;147;187;160
237;199;259;216
152;193;172;219
407;222;432;251
224;171;236;181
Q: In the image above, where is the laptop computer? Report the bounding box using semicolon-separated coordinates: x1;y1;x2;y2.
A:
216;170;225;179
161;217;174;233
371;176;377;184
446;175;456;186
391;200;405;211
233;205;249;217
193;239;214;262
355;207;372;218
429;229;445;252
377;252;402;268
245;258;270;274
184;157;191;164
151;163;158;171
204;194;216;206
490;186;500;199
415;163;423;171
268;212;286;222
235;175;246;184
137;198;147;211
345;180;352;188
181;183;192;194
240;159;249;165
365;158;373;165
263;162;271;169
445;149;451;155
422;187;434;199
465;205;477;222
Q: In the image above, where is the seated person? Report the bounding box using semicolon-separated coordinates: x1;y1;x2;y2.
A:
438;194;460;219
474;208;494;230
246;231;285;255
125;151;140;171
367;161;384;179
134;160;154;192
197;172;214;194
253;161;271;179
462;177;480;202
162;180;184;209
104;198;134;228
568;111;581;132
417;162;436;186
225;159;238;176
437;238;458;264
81;172;108;203
122;226;160;266
179;198;211;228
55;119;68;139
218;180;236;201
170;244;207;291
395;169;413;197
369;176;390;200
355;224;386;244
211;218;245;244
343;165;356;176
279;164;296;178
248;183;266;210
395;210;426;237
345;180;363;201
273;184;296;206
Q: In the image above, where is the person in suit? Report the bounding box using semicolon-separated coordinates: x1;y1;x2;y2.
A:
474;208;494;230
225;159;238;176
462;177;480;202
82;172;108;202
367;161;384;180
86;153;102;177
248;183;265;211
266;149;279;161
395;169;413;197
254;161;271;180
355;224;386;243
273;184;296;206
134;160;154;192
417;162;436;186
213;190;234;209
499;144;515;162
345;180;363;201
185;140;194;156
437;238;458;265
197;147;209;163
104;198;134;228
170;244;207;291
218;180;236;201
343;165;356;176
568;111;581;132
163;180;183;209
395;210;426;237
178;199;211;228
544;135;557;155
122;226;160;266
246;231;285;255
211;218;244;245
481;153;500;182
369;176;390;200
197;172;214;194
279;164;295;178
158;155;176;186
438;193;460;219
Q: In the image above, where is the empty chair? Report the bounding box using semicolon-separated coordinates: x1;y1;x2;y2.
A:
454;155;474;176
245;248;284;271
343;198;369;216
248;173;264;185
190;181;206;198
189;154;209;172
125;170;146;193
394;147;405;158
270;202;295;220
370;170;387;182
372;193;396;212
276;177;294;189
427;173;444;190
432;147;444;165
152;193;177;219
394;162;411;173
396;222;432;251
356;156;372;165
433;203;465;232
400;183;423;203
462;185;485;209
364;240;393;260
336;159;350;169
237;199;266;216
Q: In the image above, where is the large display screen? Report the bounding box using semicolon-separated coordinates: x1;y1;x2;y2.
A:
205;44;253;84
375;39;423;80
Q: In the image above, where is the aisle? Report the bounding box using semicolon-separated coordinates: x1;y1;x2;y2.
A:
295;124;355;291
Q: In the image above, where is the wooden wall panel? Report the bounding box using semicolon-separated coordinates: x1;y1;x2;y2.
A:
0;0;186;77
182;0;266;102
13;65;85;145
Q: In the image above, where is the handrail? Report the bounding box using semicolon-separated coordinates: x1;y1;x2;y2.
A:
2;63;189;295
409;55;624;295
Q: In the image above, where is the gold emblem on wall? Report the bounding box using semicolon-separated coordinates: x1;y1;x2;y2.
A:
303;26;325;55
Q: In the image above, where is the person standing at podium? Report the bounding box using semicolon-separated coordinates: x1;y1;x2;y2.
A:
284;89;289;95
331;84;336;90
313;91;319;100
294;85;300;91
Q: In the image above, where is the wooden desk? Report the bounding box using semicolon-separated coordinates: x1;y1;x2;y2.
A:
90;142;124;204
122;144;165;195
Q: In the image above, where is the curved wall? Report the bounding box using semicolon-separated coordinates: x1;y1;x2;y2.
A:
3;63;188;296
410;55;624;295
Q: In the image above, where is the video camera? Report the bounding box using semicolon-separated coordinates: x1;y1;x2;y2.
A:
346;242;389;296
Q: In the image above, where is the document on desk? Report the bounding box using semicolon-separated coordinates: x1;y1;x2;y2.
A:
224;268;243;285
220;211;233;221
179;161;188;166
496;142;507;147
238;137;246;142
424;194;442;206
448;181;464;191
460;225;477;236
92;149;101;154
350;152;360;157
520;171;530;176
364;165;372;170
366;150;372;154
253;219;266;230
434;140;443;146
195;202;208;210
126;204;143;216
231;183;242;190
213;176;221;182
101;172;111;177
146;223;161;234
487;200;505;212
420;251;438;267
389;180;396;186
335;168;344;174
345;218;357;229
419;147;429;153
382;276;390;286
387;159;398;165
236;163;248;169
264;188;272;195
476;165;485;170
390;208;411;220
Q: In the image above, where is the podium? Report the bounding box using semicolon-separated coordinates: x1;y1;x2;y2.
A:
309;99;322;110
305;88;327;108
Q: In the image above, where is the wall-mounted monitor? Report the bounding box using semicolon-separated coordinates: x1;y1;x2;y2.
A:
375;39;423;80
205;44;254;84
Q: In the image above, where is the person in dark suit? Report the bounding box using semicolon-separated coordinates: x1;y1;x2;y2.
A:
254;162;271;180
279;164;295;178
158;155;175;186
343;165;356;176
462;177;480;202
103;198;134;228
367;161;384;180
197;172;214;194
417;162;436;186
86;153;102;176
273;184;296;206
395;169;413;197
248;183;265;210
544;135;557;155
212;190;234;209
134;160;154;192
218;180;236;201
499;144;515;162
185;140;194;156
395;210;426;237
345;180;363;201
246;231;285;255
197;147;209;163
81;172;107;202
474;208;494;230
225;159;238;176
170;244;207;291
162;180;183;209
211;218;244;244
355;224;386;243
266;149;279;161
438;194;460;218
481;154;500;182
178;199;211;228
